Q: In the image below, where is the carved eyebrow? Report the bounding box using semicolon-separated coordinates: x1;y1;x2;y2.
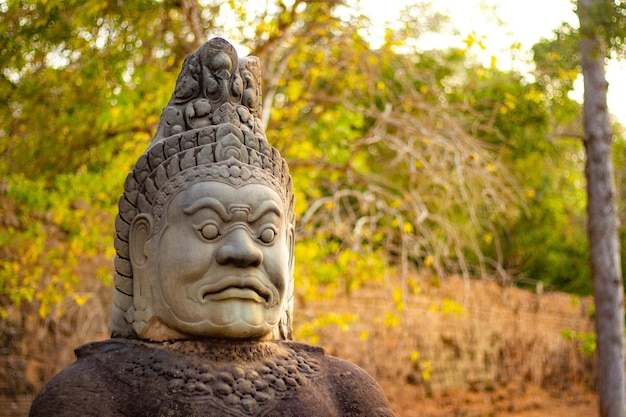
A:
247;200;283;222
183;197;231;221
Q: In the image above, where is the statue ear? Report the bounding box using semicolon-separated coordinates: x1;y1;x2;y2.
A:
287;223;295;276
129;214;154;268
129;214;155;336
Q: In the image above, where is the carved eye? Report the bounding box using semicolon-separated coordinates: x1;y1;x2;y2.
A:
200;223;220;240
259;227;276;244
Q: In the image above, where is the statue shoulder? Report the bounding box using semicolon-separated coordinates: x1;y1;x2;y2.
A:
286;342;396;416
323;354;396;416
73;337;141;359
29;339;139;417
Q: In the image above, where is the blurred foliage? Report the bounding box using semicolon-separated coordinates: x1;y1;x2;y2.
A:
447;52;592;293
561;328;597;356
429;297;468;319
409;350;433;382
576;0;626;55
293;312;356;345
0;0;624;322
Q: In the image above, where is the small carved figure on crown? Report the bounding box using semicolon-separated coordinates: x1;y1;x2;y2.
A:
158;38;263;139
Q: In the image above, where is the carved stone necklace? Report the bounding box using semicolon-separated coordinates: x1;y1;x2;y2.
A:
91;339;323;416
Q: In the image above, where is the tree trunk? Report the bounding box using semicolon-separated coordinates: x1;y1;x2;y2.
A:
577;1;625;416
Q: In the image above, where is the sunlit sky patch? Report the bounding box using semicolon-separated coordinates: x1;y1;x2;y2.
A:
360;0;625;125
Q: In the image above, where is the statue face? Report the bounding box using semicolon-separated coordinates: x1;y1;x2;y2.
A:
134;181;293;340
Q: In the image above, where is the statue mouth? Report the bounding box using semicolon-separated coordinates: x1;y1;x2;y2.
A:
203;287;268;303
191;276;274;305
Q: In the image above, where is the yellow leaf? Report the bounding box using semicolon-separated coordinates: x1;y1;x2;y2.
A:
73;293;90;306
383;311;400;327
420;360;433;381
287;81;301;102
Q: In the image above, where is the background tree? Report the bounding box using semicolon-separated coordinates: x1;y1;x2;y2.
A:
263;11;522;300
577;0;625;415
0;0;524;318
0;0;215;318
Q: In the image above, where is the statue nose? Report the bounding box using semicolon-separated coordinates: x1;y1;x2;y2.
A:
215;227;263;267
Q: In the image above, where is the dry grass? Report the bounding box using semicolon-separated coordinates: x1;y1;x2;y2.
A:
1;273;597;416
295;275;597;416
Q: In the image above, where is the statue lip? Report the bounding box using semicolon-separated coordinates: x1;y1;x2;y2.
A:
192;276;274;305
204;287;266;303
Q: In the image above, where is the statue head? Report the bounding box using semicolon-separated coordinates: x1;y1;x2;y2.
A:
110;38;295;342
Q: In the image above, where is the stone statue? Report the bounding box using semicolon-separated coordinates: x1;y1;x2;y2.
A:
29;37;396;417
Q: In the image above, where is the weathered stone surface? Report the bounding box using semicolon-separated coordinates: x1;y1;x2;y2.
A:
108;37;295;342
29;339;394;416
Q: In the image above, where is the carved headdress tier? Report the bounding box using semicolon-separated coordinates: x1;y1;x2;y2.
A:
153;37;263;141
110;38;294;338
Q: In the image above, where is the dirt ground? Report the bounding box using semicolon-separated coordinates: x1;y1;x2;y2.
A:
4;383;597;417
381;381;598;417
2;383;598;417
